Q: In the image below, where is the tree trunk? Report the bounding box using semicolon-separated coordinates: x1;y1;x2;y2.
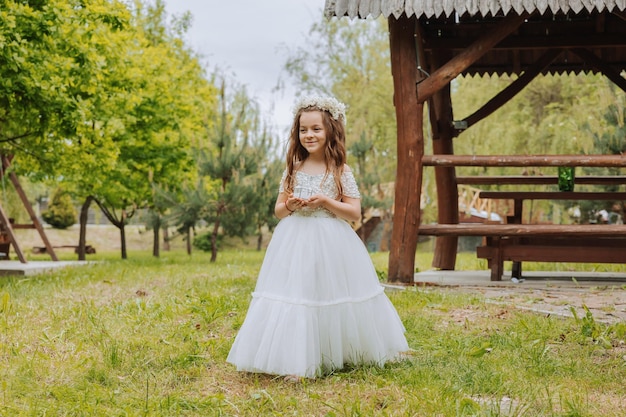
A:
119;219;127;259
210;218;220;262
152;221;160;258
93;198;130;259
256;226;263;251
185;226;192;255
163;227;170;251
78;196;94;261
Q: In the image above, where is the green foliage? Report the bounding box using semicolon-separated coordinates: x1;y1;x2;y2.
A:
1;0;218;259
195;80;269;261
569;304;616;348
254;160;283;224
41;188;77;229
349;132;392;212
161;178;214;235
0;0;132;173
192;231;220;252
445;74;626;224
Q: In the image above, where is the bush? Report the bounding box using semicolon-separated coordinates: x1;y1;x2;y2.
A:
42;189;77;229
193;232;222;252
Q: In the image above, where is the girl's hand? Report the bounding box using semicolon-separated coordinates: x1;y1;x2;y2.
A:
285;195;308;212
306;194;361;222
306;194;328;209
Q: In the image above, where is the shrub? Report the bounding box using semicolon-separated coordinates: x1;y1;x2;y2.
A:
42;189;77;229
193;232;222;252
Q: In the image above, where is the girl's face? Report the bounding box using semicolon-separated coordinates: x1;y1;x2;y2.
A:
298;110;327;157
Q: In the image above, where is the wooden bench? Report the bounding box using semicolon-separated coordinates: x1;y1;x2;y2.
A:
477;236;626;281
419;223;626;280
479;191;626;278
32;245;96;255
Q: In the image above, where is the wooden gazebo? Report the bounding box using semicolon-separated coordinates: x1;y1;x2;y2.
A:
325;0;626;283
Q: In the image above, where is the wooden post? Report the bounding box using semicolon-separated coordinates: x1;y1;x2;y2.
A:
387;15;424;284
428;49;459;270
2;156;58;261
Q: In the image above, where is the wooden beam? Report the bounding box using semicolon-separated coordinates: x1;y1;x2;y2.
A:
456;175;626;185
387;15;424;284
460;49;563;132
613;10;626;23
416;12;529;103
569;48;626;94
479;191;626;200
424;34;626;51
423;154;626;167
419;223;626;237
1;156;59;261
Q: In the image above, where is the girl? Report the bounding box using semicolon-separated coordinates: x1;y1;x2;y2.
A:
227;95;408;379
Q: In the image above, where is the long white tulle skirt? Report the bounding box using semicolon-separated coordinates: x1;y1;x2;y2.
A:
226;212;409;378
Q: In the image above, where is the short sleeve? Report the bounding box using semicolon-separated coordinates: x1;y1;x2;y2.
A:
278;169;287;193
341;170;360;199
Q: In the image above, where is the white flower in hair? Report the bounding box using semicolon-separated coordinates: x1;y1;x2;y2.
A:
293;95;346;122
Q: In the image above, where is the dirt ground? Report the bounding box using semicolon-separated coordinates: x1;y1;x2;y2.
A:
12;224;168;253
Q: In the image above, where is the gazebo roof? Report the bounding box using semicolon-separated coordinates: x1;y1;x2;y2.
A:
324;0;626;19
324;0;626;76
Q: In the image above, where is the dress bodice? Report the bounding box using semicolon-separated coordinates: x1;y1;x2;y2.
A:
279;169;360;218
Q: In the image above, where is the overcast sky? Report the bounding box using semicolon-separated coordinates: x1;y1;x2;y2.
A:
162;0;327;135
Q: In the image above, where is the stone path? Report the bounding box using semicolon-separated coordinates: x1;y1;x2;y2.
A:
411;270;626;324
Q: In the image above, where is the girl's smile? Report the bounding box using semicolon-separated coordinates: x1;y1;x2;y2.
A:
299;111;327;156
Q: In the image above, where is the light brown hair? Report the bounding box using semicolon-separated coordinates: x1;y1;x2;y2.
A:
283;108;347;197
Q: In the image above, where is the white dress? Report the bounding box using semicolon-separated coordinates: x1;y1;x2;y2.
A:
227;170;409;378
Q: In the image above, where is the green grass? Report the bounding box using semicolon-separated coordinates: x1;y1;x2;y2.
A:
0;250;625;416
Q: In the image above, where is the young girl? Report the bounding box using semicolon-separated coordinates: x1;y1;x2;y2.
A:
227;95;409;379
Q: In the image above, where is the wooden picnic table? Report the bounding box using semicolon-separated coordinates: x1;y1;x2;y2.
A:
475;191;626;280
478;191;626;224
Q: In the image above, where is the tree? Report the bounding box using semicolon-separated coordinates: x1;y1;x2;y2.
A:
51;0;216;259
349;132;392;241
251;157;283;251
159;177;213;255
195;82;261;262
576;87;626;223
0;0;131;176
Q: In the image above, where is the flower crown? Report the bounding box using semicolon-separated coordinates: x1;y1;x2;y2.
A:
292;95;346;122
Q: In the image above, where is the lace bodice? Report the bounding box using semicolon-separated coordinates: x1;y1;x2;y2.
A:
279;169;360;218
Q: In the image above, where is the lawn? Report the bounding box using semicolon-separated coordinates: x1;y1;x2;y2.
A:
1;249;625;416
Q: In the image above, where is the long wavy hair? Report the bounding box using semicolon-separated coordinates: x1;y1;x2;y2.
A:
283;107;347;197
